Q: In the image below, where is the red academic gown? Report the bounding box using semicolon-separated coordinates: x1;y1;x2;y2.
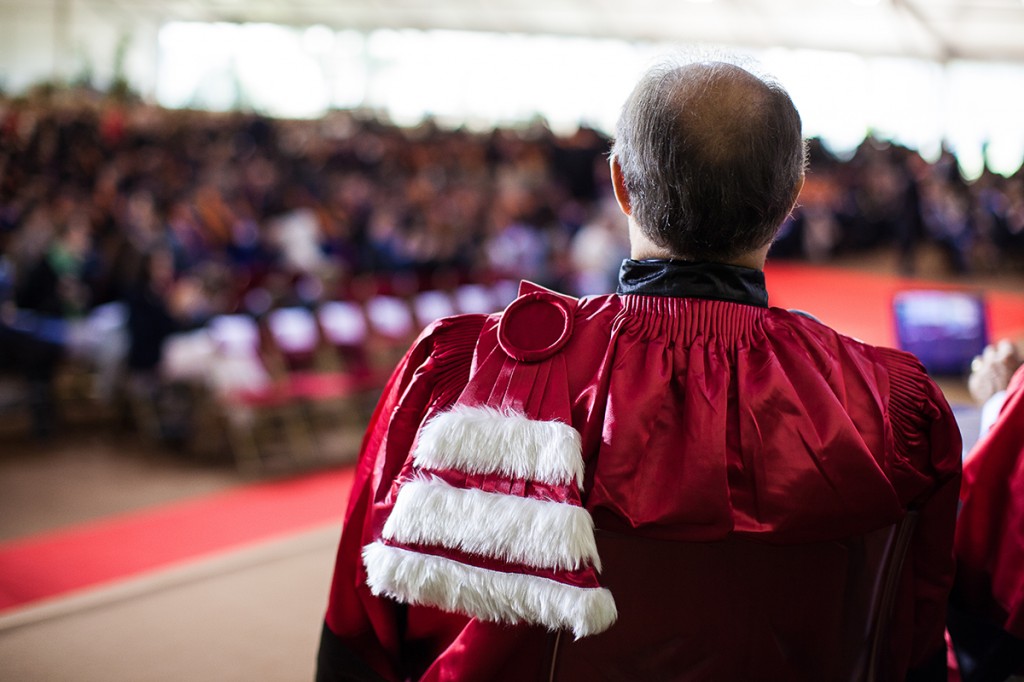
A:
318;260;962;681
949;365;1024;678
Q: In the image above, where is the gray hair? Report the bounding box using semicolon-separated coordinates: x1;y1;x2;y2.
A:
613;58;807;262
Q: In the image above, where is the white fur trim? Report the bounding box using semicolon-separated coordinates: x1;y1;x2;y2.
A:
362;542;617;639
383;477;601;572
413;405;584;486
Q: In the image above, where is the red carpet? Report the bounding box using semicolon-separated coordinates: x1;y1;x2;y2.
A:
765;263;1024;348
0;467;355;614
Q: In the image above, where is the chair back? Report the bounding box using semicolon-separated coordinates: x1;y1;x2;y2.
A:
267;307;320;355
204;314;271;394
267;307;321;370
364;295;415;341
317;301;368;347
207;314;261;355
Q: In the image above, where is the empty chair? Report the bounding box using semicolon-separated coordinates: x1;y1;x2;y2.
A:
364;295;415;342
317;300;375;382
266;305;379;435
363;294;416;373
317;300;369;348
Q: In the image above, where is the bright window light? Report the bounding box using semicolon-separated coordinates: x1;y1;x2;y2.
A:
762;48;873;154
157;22;239;111
157;21;330;117
154;22;1024;176
945;60;1024;178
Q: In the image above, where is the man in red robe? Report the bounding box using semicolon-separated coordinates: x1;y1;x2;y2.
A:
317;59;962;681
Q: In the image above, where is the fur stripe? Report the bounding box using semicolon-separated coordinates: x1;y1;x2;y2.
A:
382;477;601;571
413;405;584;486
362;541;617;639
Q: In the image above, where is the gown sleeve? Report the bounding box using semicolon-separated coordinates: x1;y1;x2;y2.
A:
876;346;963;679
954;365;1024;638
317;314;487;682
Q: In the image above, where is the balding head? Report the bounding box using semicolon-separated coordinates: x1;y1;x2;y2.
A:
612;60;806;263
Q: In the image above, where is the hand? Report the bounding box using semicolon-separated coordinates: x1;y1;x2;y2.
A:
968;339;1022;404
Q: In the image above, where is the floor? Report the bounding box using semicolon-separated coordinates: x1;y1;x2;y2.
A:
0;247;1021;681
0;401;363;682
0;526;336;681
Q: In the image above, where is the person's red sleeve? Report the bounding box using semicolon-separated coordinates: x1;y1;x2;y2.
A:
955;364;1024;639
318;315;486;681
877;347;963;679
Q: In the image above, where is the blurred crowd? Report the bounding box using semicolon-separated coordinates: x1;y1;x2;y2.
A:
0;87;623;307
774;138;1024;274
1;86;1023;440
0;87;624;439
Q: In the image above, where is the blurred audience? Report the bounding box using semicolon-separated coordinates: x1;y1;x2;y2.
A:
2;89;1022;316
1;86;1023;439
774;137;1024;275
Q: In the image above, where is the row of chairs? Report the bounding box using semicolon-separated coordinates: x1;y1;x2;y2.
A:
162;280;520;470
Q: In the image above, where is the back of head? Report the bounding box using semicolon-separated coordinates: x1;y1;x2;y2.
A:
613;59;806;262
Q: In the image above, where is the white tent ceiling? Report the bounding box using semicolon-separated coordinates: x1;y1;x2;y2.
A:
4;0;1024;63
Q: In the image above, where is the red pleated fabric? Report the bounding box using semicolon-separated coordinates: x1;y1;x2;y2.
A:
321;285;962;681
955;365;1024;639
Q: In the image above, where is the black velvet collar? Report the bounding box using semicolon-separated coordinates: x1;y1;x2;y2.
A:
617;259;769;307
